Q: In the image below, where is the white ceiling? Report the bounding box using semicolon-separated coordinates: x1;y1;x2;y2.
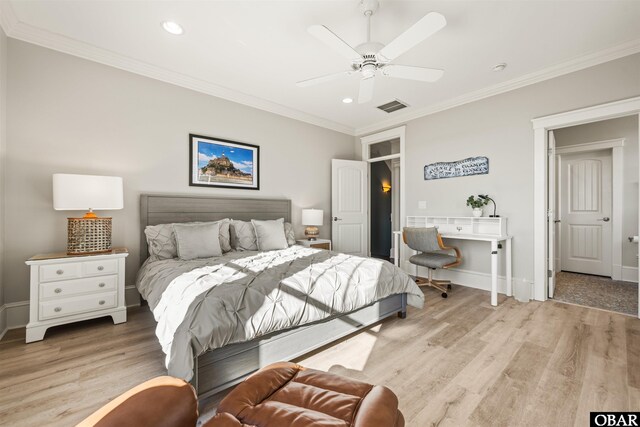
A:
2;1;640;135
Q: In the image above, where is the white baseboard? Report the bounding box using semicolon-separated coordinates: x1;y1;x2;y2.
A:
621;266;639;282
0;304;7;341
402;261;532;297
5;300;29;330
0;285;142;337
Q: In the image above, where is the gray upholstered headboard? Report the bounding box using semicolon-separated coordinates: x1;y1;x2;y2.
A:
140;194;292;265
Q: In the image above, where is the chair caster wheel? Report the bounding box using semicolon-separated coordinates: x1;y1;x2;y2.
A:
441;292;448;298
447;284;452;290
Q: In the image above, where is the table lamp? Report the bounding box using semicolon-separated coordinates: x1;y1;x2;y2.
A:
53;174;123;254
301;209;323;241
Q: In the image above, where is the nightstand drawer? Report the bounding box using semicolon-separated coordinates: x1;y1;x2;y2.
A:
40;262;83;282
82;259;118;277
39;292;117;321
310;242;331;250
40;275;117;300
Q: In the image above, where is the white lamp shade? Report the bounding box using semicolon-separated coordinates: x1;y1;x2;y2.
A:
301;209;323;226
53;174;123;211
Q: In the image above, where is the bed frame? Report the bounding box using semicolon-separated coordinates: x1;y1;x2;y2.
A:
140;194;408;397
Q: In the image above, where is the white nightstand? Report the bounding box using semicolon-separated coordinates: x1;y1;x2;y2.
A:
296;238;332;251
24;248;129;343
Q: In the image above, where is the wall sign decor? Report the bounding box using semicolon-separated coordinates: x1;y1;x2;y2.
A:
424;156;489;180
189;134;259;190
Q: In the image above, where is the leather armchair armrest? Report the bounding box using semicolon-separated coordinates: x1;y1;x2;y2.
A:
76;376;198;427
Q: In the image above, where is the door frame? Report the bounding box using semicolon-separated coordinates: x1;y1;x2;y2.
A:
555;139;624;279
531;96;640;318
360;126;406;257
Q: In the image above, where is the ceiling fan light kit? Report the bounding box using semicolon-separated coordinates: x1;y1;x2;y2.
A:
297;0;446;104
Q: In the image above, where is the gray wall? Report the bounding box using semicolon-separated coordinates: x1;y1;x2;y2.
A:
554;115;639;268
5;39;355;304
358;53;640;285
0;27;6;331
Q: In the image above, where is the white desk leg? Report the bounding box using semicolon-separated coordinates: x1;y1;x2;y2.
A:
491;240;498;306
393;233;400;267
506;239;513;297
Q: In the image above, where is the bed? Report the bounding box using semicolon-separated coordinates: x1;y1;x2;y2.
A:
137;194;423;398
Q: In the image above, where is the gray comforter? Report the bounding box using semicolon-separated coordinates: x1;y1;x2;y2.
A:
136;245;424;380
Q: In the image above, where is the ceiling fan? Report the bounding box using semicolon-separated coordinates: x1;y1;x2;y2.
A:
296;0;446;104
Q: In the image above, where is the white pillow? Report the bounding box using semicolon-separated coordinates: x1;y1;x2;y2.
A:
251;218;288;251
173;222;223;260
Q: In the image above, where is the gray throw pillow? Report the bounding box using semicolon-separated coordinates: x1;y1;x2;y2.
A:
230;220;258;251
252;218;288;251
284;222;296;246
173;222;222;260
217;218;232;253
144;223;177;261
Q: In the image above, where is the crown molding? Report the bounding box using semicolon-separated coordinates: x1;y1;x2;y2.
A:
0;4;356;136
0;1;17;37
355;38;640;136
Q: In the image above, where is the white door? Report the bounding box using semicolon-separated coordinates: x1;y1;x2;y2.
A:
560;150;613;276
548;131;556;297
331;159;367;256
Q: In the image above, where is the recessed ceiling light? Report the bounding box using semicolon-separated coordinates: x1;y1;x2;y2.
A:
493;63;507;72
162;21;184;35
342;97;353;104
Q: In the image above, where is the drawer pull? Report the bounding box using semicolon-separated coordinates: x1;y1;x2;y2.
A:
56;269;64;275
54;307;62;312
54;288;62;294
98;283;105;288
99;300;105;305
97;266;104;271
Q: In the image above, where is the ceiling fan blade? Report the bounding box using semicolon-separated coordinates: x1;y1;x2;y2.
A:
382;65;444;82
358;77;375;104
308;25;362;62
377;12;446;62
296;71;352;87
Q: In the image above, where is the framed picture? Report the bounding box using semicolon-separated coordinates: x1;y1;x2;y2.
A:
189;134;259;190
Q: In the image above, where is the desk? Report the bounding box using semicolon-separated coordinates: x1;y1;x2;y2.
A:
393;231;512;306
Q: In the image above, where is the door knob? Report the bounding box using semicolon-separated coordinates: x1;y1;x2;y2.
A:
597;217;610;222
333;217;342;221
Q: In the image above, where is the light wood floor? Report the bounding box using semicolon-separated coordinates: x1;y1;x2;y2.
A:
0;286;638;427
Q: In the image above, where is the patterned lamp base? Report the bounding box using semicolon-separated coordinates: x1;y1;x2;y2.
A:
67;217;113;255
304;226;319;241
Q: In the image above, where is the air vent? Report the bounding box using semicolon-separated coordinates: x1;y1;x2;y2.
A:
376;99;409;113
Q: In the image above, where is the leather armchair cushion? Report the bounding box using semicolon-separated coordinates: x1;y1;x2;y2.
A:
206;362;404;427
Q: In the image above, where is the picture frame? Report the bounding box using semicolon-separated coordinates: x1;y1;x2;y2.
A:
189;134;260;190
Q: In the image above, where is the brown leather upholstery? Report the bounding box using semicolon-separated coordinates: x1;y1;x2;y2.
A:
76;376;198;427
207;362;404;427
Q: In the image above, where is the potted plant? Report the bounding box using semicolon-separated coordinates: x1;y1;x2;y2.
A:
466;195;489;217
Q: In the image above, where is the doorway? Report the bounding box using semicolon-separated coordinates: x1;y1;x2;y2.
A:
369;161;393;260
532;96;640;318
549;116;638;316
360;126;406;261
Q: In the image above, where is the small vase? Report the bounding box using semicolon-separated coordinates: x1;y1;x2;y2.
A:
472;208;483;218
